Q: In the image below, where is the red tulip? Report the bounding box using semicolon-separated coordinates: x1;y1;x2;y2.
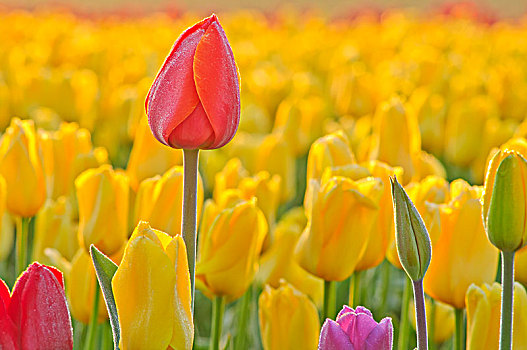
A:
146;14;240;150
0;262;73;350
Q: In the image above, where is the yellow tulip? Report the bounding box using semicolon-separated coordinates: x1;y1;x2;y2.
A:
0;175;14;262
306;131;356;183
409;299;455;344
76;165;129;256
197;199;267;300
369;96;421;183
113;221;193;350
482;149;527;252
295;176;383;281
423;179;499;309
416;150;447;180
466;282;527;350
324;116;372;163
126;117;183;191
259;281;320;350
213;158;249;202
67;249;109;324
134;166;204;236
0;118;45;217
33;197;78;264
257;207;323;305
355;161;403;271
517;246;527;286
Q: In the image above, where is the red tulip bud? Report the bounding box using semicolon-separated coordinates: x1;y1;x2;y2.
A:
0;262;73;350
146;14;240;150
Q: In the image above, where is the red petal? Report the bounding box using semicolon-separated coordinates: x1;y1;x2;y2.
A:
168;102;214;149
0;279;10;310
7;263;32;329
193;16;240;149
0;280;17;350
43;264;65;289
146;16;215;147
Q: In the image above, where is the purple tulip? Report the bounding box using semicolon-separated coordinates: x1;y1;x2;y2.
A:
318;306;393;350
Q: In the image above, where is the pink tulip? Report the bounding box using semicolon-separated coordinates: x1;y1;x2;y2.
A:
0;262;73;350
319;306;393;350
146;14;240;150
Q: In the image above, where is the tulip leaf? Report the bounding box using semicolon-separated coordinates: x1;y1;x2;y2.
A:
90;245;121;350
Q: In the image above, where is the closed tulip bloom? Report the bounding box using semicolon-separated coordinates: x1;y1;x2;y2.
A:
146;14;240;150
33;197;78;264
134;166;204;236
67;249;108;324
370;96;421;183
466;282;527;349
319;305;393;350
0;118;45;217
482;150;527;252
409;299;455;344
113;221;193;350
306;131;356;182
197;199;267;300
0;262;73;349
423;180;499;309
355;161;403;271
296;176;383;281
259;282;320;350
76;165;129;256
213;158;249;202
126;117;183;190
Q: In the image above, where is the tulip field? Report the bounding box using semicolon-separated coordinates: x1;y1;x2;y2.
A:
2;3;527;350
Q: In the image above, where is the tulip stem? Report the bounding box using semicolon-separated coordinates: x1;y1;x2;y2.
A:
210;296;225;350
323;280;337;321
352;270;362;307
84;282;100;350
500;251;515;350
398;276;412;350
413;279;428;350
16;216;30;276
379;260;391;315
182;148;199;312
454;308;464;350
235;287;252;349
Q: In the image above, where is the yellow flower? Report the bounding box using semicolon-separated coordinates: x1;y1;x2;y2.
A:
213;158;249;202
423;180;499;309
516;246;527;287
113;221;193;350
409;299;455;344
197;199;267;300
259;281;320;350
0;118;45;217
33;197;78;264
0;175;14;262
133;166;204;236
76;165;129;256
369;96;421;183
306;131;355;183
295;176;383;281
126;117;183;191
466;282;527;350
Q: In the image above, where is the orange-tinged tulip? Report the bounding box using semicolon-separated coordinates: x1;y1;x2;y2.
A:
113;221;193;350
0;118;45;217
466;282;527;349
423;180;499;309
126;117;183;191
259;281;320;350
296;176;383;281
134;166;204;236
197;199;267;300
76;165;129;256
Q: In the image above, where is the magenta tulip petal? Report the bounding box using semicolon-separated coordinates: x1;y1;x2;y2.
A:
319;319;354;350
363;318;393;350
193;17;240;149
349;313;381;348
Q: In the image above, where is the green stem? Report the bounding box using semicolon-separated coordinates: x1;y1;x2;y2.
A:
429;298;436;350
352;270;362;307
234;287;252;349
16;217;30;276
413;279;428;350
398;276;412;350
500;251;515;350
210;296;225;350
323;280;337;320
182;149;199;312
454;308;464;350
84;282;101;350
379;261;391;315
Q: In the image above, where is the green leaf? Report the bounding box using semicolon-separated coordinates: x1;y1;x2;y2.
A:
90;244;120;349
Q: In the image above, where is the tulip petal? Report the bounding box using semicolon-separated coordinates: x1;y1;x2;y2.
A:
0;280;17;350
168;102;214;149
0;279;9;310
363;317;393;350
193;17;240;149
318;319;354;350
146;18;213;146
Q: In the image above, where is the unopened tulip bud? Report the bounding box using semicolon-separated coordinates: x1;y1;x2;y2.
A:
390;176;432;281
